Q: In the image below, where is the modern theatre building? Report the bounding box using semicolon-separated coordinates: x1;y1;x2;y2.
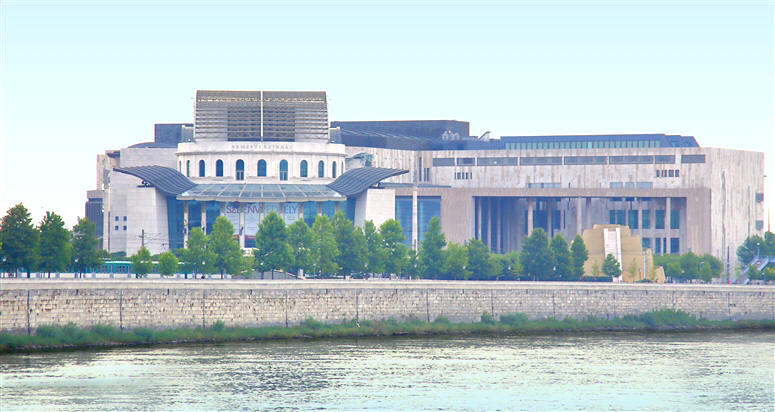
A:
85;90;765;274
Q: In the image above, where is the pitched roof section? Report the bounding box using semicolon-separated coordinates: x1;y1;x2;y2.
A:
113;166;196;196
327;167;408;197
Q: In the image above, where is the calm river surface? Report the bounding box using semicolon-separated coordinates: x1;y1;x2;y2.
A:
1;330;773;411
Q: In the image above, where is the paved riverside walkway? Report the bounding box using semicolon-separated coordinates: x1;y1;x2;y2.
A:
2;278;772;292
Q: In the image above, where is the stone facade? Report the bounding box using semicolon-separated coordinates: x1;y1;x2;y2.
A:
1;281;772;334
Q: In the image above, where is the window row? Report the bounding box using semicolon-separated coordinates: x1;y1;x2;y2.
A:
656;169;680;178
608;209;680;230
182;159;343;181
505;140;663;150
432;154;688;167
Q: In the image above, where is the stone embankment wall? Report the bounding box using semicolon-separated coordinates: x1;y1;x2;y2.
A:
1;280;773;334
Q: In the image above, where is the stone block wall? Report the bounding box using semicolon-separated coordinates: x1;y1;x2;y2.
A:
1;281;773;334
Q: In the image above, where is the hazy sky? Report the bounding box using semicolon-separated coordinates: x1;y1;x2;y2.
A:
1;0;773;229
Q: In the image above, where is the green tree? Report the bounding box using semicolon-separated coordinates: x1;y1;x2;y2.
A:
698;261;713;283
332;212;367;277
71;218;101;277
311;214;340;276
419;216;446;279
737;234;765;265
130;246;153;278
550;234;572;281
601;253;621;278
287;219;314;276
209;216;244;278
679;251;701;281
402;248;421;279
180;227;215;277
363;220;386;276
520;228;553;280
254;212;293;277
443;242;469;280
158;251;179;276
380;219;408;276
466;239;493;280
0;204;40;277
499;251;522;280
570;235;589;280
38;211;71;277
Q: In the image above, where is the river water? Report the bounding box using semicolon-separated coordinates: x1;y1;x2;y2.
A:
1;330;773;411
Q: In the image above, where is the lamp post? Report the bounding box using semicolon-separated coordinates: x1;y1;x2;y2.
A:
756;242;760;259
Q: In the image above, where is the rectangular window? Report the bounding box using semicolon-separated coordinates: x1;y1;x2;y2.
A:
123;216;127;221
655;210;665;229
476;157;518;166
675;170;679;177
395;196;413;246
755;193;764;202
628;210;638;229
670;209;679;229
654;155;675;164
668;170;674;177
636;182;653;189
609;210;616;224
520;156;562;166
418;197;441;245
423;168;430;181
432;158;455;167
456;157;475;166
642;238;651;250
609;182;623;189
115;216;119;221
641;210;650;228
655;237;662;254
123;226;127;231
681;154;706;164
609;155;654;164
564;156;607;165
114;225;119;231
670;238;680;254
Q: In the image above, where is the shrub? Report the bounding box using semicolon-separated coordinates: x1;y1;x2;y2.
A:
210;320;226;331
500;313;528;327
300;318;325;330
480;312;495;324
433;316;451;324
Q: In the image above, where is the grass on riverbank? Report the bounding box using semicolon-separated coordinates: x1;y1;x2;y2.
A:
2;309;773;353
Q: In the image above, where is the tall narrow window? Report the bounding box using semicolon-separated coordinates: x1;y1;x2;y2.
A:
318;160;325;177
186;160;190;177
216;159;223;177
199;160;205;177
332;161;337;178
257;159;267;177
300;160;308;178
236;159;245;181
279;160;288;181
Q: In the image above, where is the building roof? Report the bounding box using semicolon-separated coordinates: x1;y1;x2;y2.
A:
178;183;344;202
327;167;408;197
113;166;196;196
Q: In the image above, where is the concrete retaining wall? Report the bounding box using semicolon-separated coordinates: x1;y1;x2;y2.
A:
1;280;773;334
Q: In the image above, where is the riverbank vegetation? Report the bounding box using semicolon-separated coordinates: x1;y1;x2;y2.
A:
2;309;773;354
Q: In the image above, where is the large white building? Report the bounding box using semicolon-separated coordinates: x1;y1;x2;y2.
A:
86;90;765;276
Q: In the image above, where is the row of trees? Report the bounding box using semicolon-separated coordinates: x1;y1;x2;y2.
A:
736;232;775;282
0;204;102;277
653;252;723;283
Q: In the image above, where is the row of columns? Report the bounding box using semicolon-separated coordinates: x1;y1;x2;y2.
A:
473;196;683;254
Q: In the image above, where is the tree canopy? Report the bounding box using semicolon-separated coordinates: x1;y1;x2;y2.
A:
601;254;621;278
419;217;446;279
550;234;572;281
71;218;102;276
570;235;589;280
520;228;553;280
0;203;40;276
380;219;407;276
38;211;71;275
254;212;293;275
130;246;153;278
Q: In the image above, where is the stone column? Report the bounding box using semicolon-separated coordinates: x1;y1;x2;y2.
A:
183;201;189;243
547;198;553;238
496;197;502;253
527;197;534;235
487;197;493;249
239;205;246;249
476;197;482;241
412;188;418;250
576;197;583;236
201;202;207;234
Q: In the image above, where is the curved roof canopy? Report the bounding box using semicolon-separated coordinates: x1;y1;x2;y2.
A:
179;183;343;202
327;167;408;197
114;166;196;196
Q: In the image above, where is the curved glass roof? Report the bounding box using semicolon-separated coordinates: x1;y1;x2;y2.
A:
178;183;344;202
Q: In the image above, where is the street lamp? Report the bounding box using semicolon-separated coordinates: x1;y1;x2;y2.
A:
756;242;760;259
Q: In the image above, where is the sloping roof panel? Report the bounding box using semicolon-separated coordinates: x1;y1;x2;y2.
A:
327;167;408;197
113;166;196;196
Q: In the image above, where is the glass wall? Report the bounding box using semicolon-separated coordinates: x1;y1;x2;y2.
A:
395;196;413;246
166;197;185;250
670;209;680;229
418;196;441;245
188;200;201;232
655;210;665;229
205;202;220;234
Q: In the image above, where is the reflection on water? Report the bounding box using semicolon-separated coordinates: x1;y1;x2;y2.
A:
1;331;774;411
